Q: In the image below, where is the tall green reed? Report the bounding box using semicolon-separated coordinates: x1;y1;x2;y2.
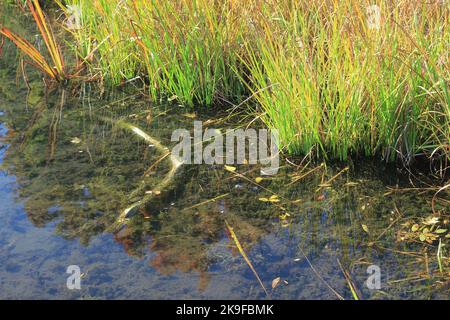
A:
49;0;450;164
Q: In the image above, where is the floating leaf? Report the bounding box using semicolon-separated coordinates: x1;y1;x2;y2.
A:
145;190;161;195
269;195;280;202
279;212;291;219
435;229;447;234
279;213;291;227
272;277;281;289
419;234;426;242
411;224;420;232
423;217;439;225
182;112;196;118
362;224;369;234
224;165;236;172
70;137;81;144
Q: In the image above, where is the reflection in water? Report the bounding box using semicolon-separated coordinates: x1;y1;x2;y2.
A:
0;86;448;299
0;6;448;295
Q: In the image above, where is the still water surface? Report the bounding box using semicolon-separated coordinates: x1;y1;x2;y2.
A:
0;4;447;299
0;84;446;299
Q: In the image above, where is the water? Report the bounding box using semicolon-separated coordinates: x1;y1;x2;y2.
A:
0;4;448;300
1;81;447;300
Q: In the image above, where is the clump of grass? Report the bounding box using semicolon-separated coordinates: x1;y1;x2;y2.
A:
61;0;248;106
0;0;66;82
242;1;449;163
14;0;449;165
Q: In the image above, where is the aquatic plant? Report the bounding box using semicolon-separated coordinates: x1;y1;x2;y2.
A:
3;0;449;167
241;1;449;164
59;0;248;106
2;87;448;296
225;220;269;297
57;0;449;166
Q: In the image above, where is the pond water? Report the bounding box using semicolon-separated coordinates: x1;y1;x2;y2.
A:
0;4;448;300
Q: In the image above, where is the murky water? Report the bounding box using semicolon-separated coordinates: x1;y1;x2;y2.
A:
0;4;448;300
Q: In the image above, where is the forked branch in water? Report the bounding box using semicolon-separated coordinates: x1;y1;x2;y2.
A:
100;118;182;228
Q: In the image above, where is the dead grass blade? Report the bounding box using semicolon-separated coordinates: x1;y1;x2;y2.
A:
298;247;344;300
0;27;57;79
0;0;65;81
337;258;362;300
27;0;64;76
225;220;269;298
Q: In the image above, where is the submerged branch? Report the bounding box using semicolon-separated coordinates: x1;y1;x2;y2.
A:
99;117;182;229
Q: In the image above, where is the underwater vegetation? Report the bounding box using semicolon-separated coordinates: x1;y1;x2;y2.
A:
0;86;447;299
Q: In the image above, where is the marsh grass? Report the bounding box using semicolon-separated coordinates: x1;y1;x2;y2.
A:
8;0;450;165
59;0;248;106
242;1;449;163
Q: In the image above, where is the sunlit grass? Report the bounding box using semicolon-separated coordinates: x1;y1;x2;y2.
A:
6;0;449;164
242;1;449;162
60;0;248;106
